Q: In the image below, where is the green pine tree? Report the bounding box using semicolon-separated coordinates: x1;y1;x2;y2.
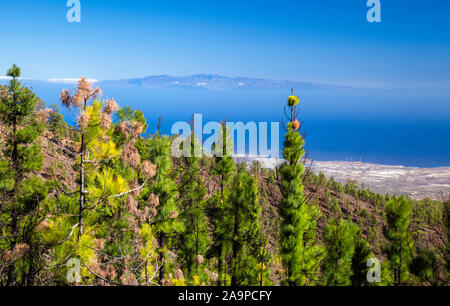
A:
410;248;438;285
41;78;141;285
384;196;414;285
0;65;48;286
209;123;235;286
278;93;322;286
228;164;262;285
178;133;211;285
138;133;184;285
350;227;373;286
255;186;273;286
445;198;450;283
322;219;357;286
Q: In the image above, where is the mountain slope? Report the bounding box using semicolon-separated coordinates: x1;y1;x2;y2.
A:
97;74;350;90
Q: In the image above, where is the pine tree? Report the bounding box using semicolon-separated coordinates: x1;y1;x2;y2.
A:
47;104;68;139
59;77;104;237
255;186;273;286
228;164;261;285
178;133;210;285
278;93;322;285
384;196;413;285
322;219;357;286
41;78;146;285
410;248;438;285
444;198;450;283
255;232;272;286
0;65;48;285
77;106;157;286
138;132;184;285
209;123;235;286
350;227;373;286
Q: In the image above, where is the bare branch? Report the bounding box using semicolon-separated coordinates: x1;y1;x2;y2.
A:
80;255;123;286
56;223;79;245
108;181;146;198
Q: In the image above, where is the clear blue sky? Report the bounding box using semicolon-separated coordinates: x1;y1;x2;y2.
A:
1;0;450;87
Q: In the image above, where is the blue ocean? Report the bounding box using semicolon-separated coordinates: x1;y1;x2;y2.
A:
5;79;450;168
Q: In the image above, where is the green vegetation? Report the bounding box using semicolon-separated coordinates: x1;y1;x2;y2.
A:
0;65;47;285
322;219;357;286
0;65;447;286
277;94;322;285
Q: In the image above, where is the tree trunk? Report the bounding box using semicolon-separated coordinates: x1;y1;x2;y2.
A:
195;190;199;275
6;118;18;286
231;200;239;286
78;101;87;239
159;232;166;285
217;176;225;286
218;245;223;286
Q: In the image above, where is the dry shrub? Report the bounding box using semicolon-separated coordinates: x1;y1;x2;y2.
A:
115;120;144;139
60;89;71;108
195;254;204;265
174;269;184;280
1;251;13;263
14;243;30;259
103;98;119;115
140;160;157;178
105;265;116;280
126;196;139;215
92;87;102;100
38;108;53;122
60;76;101;110
126;196;150;223
90;260;106;278
149;193;160;207
115;121;130;139
208;271;218;282
71;93;83;108
131;121;144;135
151;207;158;218
129;152;140;169
122;140;140;169
100;113;112;129
142;206;150;222
93;238;105;251
35;220;50;232
120;269;138;285
77;76;92;97
77;111;90;131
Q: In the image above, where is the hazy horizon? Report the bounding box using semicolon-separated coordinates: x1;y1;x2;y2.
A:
3;77;448;168
1;0;449;167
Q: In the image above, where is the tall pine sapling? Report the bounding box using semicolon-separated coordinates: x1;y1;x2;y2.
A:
0;65;48;285
277;92;322;285
209;123;235;286
322;219;357;286
178;132;210;285
138;132;183;285
350;227;373;286
228;164;261;285
384;196;414;285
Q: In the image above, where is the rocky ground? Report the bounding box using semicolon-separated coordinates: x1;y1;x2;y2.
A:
237;155;450;200
311;161;450;200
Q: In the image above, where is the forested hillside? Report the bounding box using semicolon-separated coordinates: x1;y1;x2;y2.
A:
0;66;448;286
